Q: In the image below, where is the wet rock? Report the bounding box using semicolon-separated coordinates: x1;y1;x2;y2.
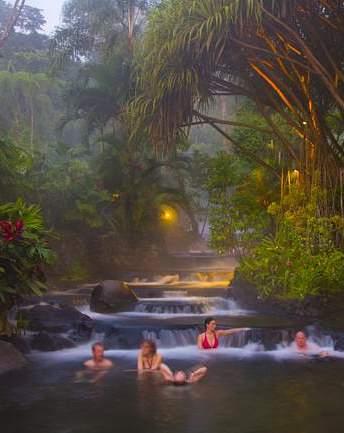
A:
246;328;294;350
229;276;260;308
19;304;94;336
103;326;143;350
0;341;27;375
90;280;137;313
0;335;31;354
230;274;344;318
31;331;76;352
333;333;344;351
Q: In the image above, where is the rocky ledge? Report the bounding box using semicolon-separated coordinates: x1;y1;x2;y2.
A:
19;303;94;338
230;275;344;318
0;341;27;375
90;280;137;313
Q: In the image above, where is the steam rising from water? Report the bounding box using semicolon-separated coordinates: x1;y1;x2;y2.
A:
30;340;344;365
33;291;344;365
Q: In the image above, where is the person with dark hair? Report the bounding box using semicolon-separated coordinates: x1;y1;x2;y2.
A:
84;342;113;370
160;364;208;386
197;317;250;350
75;342;113;383
137;340;163;371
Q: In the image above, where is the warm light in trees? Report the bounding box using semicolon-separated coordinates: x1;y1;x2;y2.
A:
160;205;177;223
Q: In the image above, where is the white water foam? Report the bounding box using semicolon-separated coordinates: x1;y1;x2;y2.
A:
78;297;251;319
29;337;344;366
128;296;251;317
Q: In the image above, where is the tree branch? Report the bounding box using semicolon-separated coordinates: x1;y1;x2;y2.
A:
0;0;26;49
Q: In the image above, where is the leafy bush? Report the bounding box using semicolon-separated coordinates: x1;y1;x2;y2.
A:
207;152;275;255
0;198;55;309
239;220;344;299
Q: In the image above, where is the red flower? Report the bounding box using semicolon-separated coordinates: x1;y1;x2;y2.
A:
0;219;24;242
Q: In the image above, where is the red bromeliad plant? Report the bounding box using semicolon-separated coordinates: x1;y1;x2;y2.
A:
0;219;24;242
0;199;55;312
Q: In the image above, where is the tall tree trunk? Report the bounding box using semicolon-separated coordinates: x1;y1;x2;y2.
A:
127;0;135;49
0;0;25;49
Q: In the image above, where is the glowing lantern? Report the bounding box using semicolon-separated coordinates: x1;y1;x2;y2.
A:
160;205;177;224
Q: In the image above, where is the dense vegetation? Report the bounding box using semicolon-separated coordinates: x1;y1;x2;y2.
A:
0;0;343;315
130;0;344;299
0;0;208;297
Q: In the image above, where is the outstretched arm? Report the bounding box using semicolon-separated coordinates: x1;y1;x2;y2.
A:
188;366;207;384
160;363;174;382
217;327;250;337
137;351;144;371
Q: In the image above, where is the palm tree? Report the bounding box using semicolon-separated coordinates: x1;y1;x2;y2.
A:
50;0;159;67
0;0;25;48
130;0;344;214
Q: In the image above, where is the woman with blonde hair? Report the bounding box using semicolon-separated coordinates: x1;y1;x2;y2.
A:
137;340;163;371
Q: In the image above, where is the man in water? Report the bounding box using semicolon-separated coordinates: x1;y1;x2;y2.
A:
293;331;329;358
160;364;207;386
75;342;113;383
84;342;113;370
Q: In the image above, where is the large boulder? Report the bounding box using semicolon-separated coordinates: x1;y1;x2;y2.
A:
90;280;137;313
20;304;94;337
0;341;27;375
103;326;143;350
31;331;76;352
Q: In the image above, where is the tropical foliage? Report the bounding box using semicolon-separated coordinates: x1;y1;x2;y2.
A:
130;0;344;208
131;0;344;299
1;0;343;304
239;219;344;299
0;199;55;310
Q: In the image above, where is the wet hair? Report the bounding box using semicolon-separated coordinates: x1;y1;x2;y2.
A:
204;317;215;330
92;342;104;351
295;330;308;338
173;371;187;386
140;339;157;355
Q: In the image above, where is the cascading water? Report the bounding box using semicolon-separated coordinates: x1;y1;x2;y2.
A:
57;288;343;357
131;296;248;316
142;328;199;348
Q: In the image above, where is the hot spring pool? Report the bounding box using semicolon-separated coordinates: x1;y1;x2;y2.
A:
1;293;344;433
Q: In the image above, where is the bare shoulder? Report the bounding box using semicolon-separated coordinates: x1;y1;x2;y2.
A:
102;359;114;368
84;359;95;369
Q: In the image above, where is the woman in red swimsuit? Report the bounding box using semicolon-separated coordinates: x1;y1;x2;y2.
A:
197;317;249;350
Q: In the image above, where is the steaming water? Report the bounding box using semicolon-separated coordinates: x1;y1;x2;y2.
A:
3;290;344;433
79;296;251;320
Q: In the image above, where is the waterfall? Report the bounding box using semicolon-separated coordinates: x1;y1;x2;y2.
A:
133;296;246;316
142;328;199;348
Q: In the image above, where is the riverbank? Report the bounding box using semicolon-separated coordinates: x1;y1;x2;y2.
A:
229;275;344;321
